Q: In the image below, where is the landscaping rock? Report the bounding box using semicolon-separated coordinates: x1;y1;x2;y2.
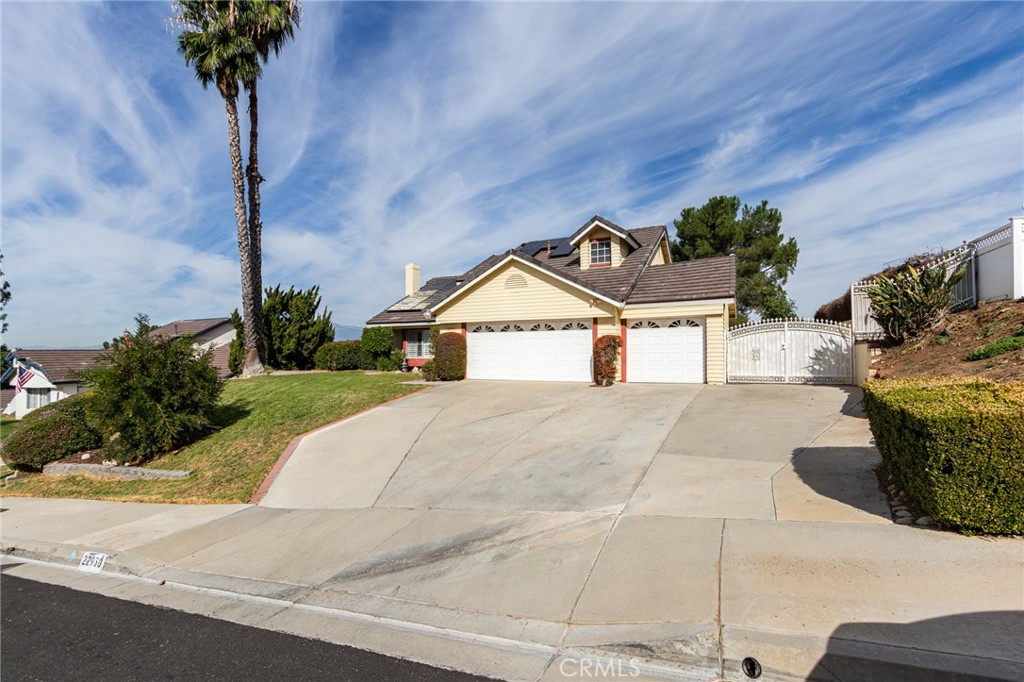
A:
916;516;936;527
895;517;915;525
42;463;191;480
895;510;913;518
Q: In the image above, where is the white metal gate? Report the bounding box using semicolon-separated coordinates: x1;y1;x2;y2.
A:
727;319;853;384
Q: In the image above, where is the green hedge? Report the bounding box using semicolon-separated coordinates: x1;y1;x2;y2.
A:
376;349;404;372
314;340;369;371
863;377;1024;535
2;394;102;472
433;333;466;381
361;326;394;356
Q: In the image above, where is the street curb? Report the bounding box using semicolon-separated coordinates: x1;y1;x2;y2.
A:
0;549;711;682
247;384;436;505
1;538;161;578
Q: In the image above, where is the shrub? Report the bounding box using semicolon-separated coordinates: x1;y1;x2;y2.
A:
84;314;224;465
2;394;102;471
814;290;852;323
228;285;335;372
863;377;1024;535
433;333;466;381
965;335;1024;361
361;326;394;356
314;340;364;371
867;264;965;344
376;348;404;372
593;335;621;386
421;359;437;381
428;325;441;355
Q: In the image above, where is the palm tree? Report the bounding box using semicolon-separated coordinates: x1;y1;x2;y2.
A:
237;1;300;365
176;1;265;376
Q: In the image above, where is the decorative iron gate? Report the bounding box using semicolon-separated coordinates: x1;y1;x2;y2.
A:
727;319;853;384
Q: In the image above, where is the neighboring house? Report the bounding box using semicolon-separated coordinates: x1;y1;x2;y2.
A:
1;317;236;420
367;215;736;384
1;349;102;419
150;317;235;378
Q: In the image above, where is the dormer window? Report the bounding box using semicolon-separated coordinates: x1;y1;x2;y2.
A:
590;238;612;266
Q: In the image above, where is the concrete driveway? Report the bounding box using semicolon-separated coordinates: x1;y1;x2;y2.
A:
7;382;1020;681
260;380;886;523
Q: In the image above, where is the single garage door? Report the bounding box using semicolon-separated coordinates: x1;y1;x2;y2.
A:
627;318;704;383
467;321;592;382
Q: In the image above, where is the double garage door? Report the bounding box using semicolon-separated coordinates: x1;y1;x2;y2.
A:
467;321;592;382
466;318;705;383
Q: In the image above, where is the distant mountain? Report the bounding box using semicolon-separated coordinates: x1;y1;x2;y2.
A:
333;325;363;341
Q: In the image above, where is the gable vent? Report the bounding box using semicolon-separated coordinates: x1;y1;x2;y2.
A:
504;273;528;289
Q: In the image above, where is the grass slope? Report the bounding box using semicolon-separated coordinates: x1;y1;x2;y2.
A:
880;300;1024;382
1;417;19;442
3;373;424;504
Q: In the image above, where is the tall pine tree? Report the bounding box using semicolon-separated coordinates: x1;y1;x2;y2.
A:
671;196;799;322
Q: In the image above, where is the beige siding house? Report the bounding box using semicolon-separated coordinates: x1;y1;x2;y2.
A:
367;216;736;384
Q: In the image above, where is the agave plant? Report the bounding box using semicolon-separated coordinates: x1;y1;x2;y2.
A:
867;264;966;344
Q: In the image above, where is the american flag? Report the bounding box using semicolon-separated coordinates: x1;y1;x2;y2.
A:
13;367;35;395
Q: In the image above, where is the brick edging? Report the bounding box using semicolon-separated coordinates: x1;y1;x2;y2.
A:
247;385;434;505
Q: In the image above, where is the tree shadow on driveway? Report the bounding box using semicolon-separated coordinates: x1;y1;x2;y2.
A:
775;446;890;522
805;611;1024;681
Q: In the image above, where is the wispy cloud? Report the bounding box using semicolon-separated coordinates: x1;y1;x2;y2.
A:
2;2;1021;344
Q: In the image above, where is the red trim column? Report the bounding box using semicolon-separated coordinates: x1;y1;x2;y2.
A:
620;319;627;383
461;323;467;337
402;337;408;358
592;317;598;346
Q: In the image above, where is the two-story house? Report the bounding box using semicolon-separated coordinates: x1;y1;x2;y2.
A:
367;216;736;383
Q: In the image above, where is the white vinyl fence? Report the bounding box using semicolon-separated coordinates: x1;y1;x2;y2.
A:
850;217;1023;340
727;319;854;385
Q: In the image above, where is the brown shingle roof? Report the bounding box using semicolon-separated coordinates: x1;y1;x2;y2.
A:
528;225;666;301
150;317;230;339
367;219;734;323
627;255;736;304
15;349;104;383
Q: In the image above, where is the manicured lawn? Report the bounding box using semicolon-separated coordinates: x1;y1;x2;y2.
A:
1;417;19;442
3;372;425;504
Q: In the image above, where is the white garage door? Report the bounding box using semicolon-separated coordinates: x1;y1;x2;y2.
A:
627;318;704;383
467;321;592;382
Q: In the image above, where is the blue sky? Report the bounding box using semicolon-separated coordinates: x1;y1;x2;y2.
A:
2;1;1022;347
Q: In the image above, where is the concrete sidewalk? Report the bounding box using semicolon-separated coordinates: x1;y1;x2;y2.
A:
3;383;1023;681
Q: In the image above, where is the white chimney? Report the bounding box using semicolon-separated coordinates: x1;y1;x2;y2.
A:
405;263;421;296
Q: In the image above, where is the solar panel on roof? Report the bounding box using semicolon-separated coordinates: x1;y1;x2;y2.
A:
518;240;547;257
550;238;574;257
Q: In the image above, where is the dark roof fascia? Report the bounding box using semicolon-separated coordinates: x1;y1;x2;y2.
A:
364;320;433;328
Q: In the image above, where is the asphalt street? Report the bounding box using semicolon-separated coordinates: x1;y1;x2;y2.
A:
0;572;496;682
